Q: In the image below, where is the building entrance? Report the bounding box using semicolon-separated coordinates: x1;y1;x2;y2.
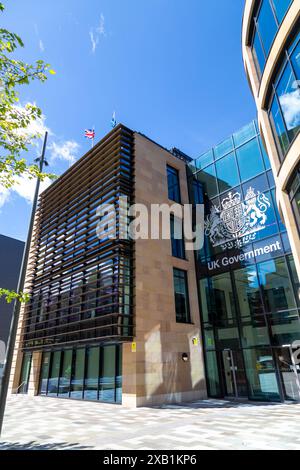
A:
220;349;248;399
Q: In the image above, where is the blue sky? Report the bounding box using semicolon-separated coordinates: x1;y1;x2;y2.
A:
0;0;256;241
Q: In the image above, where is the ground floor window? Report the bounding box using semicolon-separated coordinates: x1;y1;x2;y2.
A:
38;344;122;403
18;352;32;394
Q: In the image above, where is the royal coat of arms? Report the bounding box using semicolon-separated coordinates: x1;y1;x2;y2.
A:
205;187;271;250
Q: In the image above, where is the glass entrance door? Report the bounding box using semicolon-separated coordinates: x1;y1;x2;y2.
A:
274;347;300;401
18;352;32;394
221;349;248;399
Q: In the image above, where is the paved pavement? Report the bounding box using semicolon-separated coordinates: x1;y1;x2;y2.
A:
0;395;300;450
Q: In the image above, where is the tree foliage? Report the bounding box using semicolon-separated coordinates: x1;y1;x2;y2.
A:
0;1;55;188
0;2;55;304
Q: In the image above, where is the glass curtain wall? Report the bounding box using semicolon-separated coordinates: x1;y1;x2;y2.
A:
36;344;122;403
192;121;300;402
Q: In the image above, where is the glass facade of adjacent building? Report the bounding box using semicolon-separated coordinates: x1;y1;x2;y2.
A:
190;121;300;402
251;0;293;78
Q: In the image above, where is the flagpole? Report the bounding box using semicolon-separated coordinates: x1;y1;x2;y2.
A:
0;132;48;436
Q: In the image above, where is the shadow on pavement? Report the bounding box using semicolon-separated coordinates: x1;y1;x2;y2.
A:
0;441;92;450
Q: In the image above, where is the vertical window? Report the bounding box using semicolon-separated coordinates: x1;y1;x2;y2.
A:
257;0;278;58
84;346;100;401
173;269;191;323
18;352;32;394
270;94;290;159
276;62;300;143
167;165;181;203
47;350;61;396
253;30;265;77
170;215;185;259
39;352;50;395
99;345;116;402
70;348;85;399
58;349;72;397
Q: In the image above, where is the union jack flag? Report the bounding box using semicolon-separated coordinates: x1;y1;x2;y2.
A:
84;129;95;140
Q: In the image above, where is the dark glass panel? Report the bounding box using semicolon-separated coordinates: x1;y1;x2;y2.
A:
167;165;181;203
257;257;297;313
202;273;237;326
39;352;50;395
116;346;122;403
170;216;185;259
195;164;218;199
99;345;116;403
70;348;85;399
234;266;264;318
84;346;100;401
270;310;300;346
58;349;72;397
47;351;61;396
205;351;221;397
173;269;191;323
18;352;32;394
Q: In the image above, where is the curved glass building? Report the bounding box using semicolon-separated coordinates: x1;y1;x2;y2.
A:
242;1;300;282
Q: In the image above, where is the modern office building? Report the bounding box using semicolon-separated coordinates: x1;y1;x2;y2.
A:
9;125;206;406
9;121;300;405
242;1;300;281
0;235;24;380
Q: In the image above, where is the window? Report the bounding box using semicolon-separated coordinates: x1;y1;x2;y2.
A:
215;152;239;193
170;215;185;259
268;33;300;161
252;0;293;77
288;166;300;234
236;138;265;181
257;0;278;58
173;269;191;323
167;165;181;203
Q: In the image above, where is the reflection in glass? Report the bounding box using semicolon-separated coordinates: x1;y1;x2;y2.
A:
39;352;50;395
205;351;221;397
215;153;239;193
234;267;264;318
18;353;32;394
70;348;85;399
243;348;280;401
257;0;278;57
241;315;270;347
204;273;237;326
48;351;61;396
233;122;256;147
257;257;297;313
58;350;72;397
84;346;100;401
270;94;290;159
277;62;300;143
236;138;264;181
270;310;300;346
99;345;116;402
196;165;218;199
214;137;233;160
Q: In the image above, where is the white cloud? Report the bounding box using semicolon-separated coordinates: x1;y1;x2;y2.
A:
89;14;106;53
39;39;45;52
279;86;300;131
49;140;80;164
0;175;52;209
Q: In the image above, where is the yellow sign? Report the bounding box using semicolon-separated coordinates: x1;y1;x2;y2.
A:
192;337;198;346
131;342;136;353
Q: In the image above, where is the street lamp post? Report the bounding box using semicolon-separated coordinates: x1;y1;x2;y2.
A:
0;131;48;436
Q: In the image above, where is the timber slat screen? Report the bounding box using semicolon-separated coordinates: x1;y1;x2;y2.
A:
22;125;134;350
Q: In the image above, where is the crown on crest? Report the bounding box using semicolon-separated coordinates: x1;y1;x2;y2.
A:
245;187;257;201
221;192;241;210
